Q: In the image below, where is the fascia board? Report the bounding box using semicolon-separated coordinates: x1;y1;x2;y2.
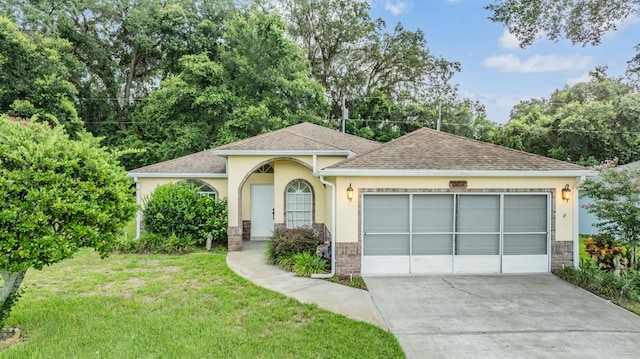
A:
127;173;228;179
315;169;596;177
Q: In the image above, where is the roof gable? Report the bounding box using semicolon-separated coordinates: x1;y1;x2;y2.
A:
128;150;226;176
325;128;588;172
214;122;381;154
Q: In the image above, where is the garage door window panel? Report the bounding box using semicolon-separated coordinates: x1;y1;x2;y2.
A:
456;195;500;255
503;195;548;255
363;195;410;256
412;195;454;255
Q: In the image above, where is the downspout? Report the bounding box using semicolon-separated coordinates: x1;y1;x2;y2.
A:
134;177;141;239
573;176;586;269
311;154;336;278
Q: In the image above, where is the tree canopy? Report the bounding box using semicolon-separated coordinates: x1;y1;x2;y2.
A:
494;74;640;165
119;12;328;169
0;16;83;135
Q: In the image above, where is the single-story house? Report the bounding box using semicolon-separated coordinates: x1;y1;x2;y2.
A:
128;122;593;276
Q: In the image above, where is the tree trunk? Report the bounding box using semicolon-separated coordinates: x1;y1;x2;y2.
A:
0;270;27;317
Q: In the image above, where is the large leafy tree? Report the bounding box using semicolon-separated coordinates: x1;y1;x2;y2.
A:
0;116;137;326
494;74;640;165
1;0;237;134
251;0;461;135
120;12;328;169
0;16;83;135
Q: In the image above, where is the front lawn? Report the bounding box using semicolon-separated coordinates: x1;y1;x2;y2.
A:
1;249;404;358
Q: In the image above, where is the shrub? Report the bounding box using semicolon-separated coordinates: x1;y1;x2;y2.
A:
268;227;320;261
292;252;328;277
277;254;297;271
142;182;227;246
584;233;628;272
113;233;196;254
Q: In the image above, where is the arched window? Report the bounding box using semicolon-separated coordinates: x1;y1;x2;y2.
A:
184;180;218;199
285;179;313;228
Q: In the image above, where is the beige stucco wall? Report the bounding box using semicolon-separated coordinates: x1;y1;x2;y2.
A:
333;176;579;245
226;155;347;228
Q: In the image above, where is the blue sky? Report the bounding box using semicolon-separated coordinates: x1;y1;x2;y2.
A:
368;0;640;124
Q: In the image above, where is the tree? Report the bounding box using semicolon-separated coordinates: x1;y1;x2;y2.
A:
251;0;460;128
0;116;137;326
494;75;640;165
0;16;83;135
1;0;237;134
486;0;639;46
581;159;640;268
120;11;328;169
486;0;640;78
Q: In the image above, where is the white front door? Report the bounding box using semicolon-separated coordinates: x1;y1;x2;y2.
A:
251;184;274;240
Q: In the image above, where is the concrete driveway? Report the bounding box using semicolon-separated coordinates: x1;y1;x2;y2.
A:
365;274;640;359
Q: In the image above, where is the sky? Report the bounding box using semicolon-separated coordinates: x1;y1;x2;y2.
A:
367;0;640;124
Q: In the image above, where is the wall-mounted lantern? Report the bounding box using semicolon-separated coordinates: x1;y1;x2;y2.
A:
347;183;354;202
561;184;571;202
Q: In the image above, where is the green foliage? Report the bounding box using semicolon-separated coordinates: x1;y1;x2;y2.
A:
292;252;328;277
486;0;639;47
268;227;320;262
0;115;136;324
276;254;297;272
123;11;328;168
0;287;22;328
495;76;640;164
0;116;137;271
114;233;196;255
0;16;83;135
581;159;640;268
555;260;640;303
142;182;228;246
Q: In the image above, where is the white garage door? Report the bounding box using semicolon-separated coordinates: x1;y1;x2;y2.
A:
362;193;550;275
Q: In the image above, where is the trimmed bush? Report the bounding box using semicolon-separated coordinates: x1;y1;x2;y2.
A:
269;227;320;261
142;182;227;246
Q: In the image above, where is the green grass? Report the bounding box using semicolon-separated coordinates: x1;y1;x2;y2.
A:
1;249;404;358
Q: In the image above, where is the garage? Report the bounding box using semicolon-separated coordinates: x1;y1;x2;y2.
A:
361;192;550;275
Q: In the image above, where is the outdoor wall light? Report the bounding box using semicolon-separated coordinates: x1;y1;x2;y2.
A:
561;184;571;202
347;183;354;202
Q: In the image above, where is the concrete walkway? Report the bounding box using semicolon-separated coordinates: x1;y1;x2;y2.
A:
226;241;387;329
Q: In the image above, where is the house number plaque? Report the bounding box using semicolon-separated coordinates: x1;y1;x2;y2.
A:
449;180;468;189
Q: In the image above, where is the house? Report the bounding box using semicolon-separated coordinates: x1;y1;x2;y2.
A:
128;122;592;276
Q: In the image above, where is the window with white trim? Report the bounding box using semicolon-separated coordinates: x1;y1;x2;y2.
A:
285;179;313;228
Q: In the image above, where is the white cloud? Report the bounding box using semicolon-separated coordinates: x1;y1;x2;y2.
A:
385;1;412;15
499;29;520;50
483;54;593;73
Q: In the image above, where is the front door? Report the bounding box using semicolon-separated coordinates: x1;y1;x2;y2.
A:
251;184;274;240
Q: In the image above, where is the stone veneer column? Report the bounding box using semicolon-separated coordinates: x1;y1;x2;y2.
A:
551;241;573;271
227;226;242;251
335;242;361;277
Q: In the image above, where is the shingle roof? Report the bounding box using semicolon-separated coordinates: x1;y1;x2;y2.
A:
128;123;381;175
128;150;226;175
214;122;381;154
325;127;588;172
